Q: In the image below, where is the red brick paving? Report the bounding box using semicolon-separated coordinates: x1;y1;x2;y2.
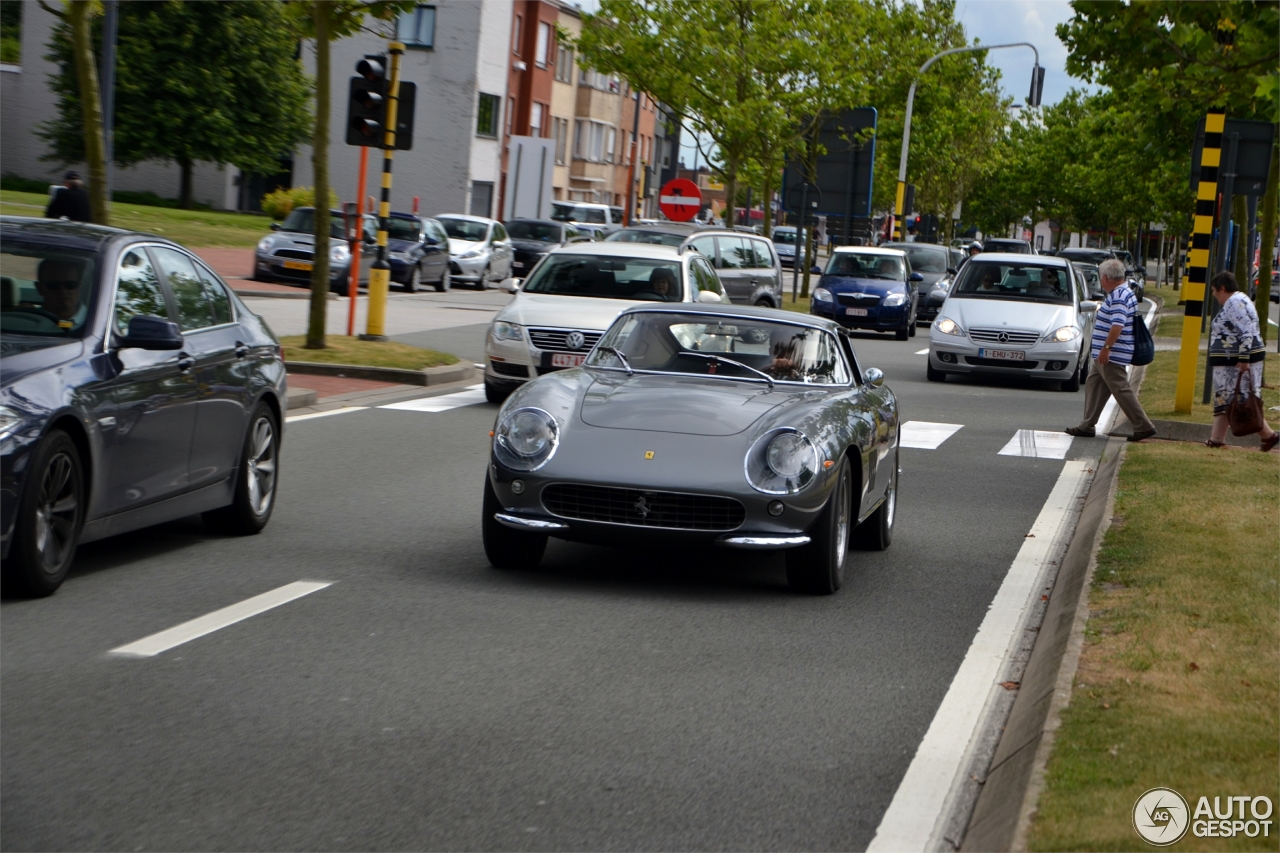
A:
191;246;313;296
287;373;396;398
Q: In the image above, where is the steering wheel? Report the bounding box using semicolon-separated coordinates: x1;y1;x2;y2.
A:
1;306;67;333
742;327;770;344
630;291;667;301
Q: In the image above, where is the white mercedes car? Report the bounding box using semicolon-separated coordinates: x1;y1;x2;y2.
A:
927;253;1098;391
484;243;728;403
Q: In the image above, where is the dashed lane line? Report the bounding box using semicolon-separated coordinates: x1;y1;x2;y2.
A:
109;581;333;658
900;421;963;449
285;406;367;423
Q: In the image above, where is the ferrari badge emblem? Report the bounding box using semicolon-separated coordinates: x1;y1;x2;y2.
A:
644;451;655;460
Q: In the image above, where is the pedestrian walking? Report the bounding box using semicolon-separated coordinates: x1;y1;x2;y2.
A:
1204;271;1278;451
1065;257;1157;442
45;171;92;222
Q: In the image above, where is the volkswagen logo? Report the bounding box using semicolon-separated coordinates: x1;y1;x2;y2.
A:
997;332;1010;343
566;331;586;351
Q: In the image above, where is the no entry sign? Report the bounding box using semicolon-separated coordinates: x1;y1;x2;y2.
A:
659;178;702;222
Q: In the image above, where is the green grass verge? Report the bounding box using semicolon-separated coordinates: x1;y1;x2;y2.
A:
1027;442;1279;852
1139;348;1279;426
279;335;457;370
1;189;269;248
781;294;812;314
1157;312;1200;338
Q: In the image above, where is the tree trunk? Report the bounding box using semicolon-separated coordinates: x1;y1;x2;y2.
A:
306;3;330;351
69;1;109;225
1255;141;1277;340
723;153;738;230
178;157;193;210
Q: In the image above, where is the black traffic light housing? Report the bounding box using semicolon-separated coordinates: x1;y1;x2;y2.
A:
1028;64;1045;108
345;54;418;149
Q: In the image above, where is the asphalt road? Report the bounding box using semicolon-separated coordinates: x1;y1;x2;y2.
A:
1;321;1112;851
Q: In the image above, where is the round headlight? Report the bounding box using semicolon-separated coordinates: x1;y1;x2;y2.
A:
746;429;819;494
330;244;350;263
767;433;812;476
494;407;559;472
257;236;275;252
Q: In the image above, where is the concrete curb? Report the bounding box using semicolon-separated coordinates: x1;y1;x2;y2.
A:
232;286;338;301
285;386;318;410
284;360;476;387
959;437;1128;852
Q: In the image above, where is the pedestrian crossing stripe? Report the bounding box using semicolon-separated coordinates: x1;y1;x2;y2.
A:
379;384;487;412
900;421;963;449
998;429;1074;459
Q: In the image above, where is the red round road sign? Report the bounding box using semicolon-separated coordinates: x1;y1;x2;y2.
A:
659;178;702;222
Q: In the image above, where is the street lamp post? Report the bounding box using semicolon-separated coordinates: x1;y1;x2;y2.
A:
893;42;1041;241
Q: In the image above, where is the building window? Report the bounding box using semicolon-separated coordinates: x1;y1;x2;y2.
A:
530;103;545;138
1;0;22;64
579;68;618;93
554;117;568;165
470;181;494;218
535;21;551;68
476;93;500;138
573;120;615;163
512;15;522;55
555;44;574;82
398;5;435;48
605;128;616;163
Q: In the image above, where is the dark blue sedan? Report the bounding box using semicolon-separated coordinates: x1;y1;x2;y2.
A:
1;217;287;596
809;246;920;341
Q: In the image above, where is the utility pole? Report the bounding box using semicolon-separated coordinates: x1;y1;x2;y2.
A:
361;40;404;342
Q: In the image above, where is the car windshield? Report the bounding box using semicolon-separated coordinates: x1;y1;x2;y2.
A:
604;229;686;247
953;261;1073;304
279;208;346;240
899;245;948;273
387;217;421;242
551;203;607;224
439;218;488;242
772;229;799;246
521;254;685;301
587;311;849;385
983;240;1030;254
826;252;905;280
506;221;561;242
0;242;99;337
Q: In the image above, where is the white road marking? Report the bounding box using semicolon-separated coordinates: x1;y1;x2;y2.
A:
867;460;1093;852
109;581;333;658
1269;318;1278;327
900;421;963;450
379;384;487;412
999;429;1075;459
915;348;930;355
285;406;367;423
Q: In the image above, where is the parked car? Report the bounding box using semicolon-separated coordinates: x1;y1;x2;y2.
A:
550;201;623;235
683;230;784;307
981;238;1034;254
809;246;921;340
1054;247;1114;266
928;254;1097;391
436;214;514;289
482;303;899;594
505;219;592;280
253;206;377;292
483;242;728;403
881;241;956;325
1;216;287;596
604;222;711;247
387;213;451;293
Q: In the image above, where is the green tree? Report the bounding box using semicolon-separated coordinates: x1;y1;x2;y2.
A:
41;0;311;210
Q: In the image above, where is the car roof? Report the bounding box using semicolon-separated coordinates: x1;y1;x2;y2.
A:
616;300;844;332
882;241;946;251
831;245;908;258
615;223;708;234
389;212;421;221
1;214;166;252
685;228;765;239
550;242;683;260
505;218;562;226
970;252;1070;267
436;213;493;223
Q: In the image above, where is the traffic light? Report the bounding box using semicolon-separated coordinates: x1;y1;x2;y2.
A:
903;183;916;217
1028;64;1046;108
345;54;417;149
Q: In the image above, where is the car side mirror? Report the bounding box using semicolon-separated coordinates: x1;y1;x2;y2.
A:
696;290;722;304
503;279;520;294
863;367;885;387
811;265;822;274
1079;300;1099;312
909;272;924;282
270;222;281;231
115;314;183;351
1137;266;1147;275
363;233;376;245
946;267;957;275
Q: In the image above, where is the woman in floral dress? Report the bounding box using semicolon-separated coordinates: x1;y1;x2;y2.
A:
1206;271;1278;451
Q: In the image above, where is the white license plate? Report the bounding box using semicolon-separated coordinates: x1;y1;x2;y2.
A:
845;307;868;317
282;260;313;271
978;348;1025;361
551;353;587;368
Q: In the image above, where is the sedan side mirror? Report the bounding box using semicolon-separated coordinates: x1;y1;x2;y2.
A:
946;267;957;275
115;314;183;351
810;265;822;274
503;279;520;294
270;222;281;231
696;290;722;304
1136;266;1147;275
863;367;885;387
363;233;376;245
908;272;924;282
1079;300;1099;312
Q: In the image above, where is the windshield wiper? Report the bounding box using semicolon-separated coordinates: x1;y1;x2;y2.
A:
594;345;633;375
681;352;774;388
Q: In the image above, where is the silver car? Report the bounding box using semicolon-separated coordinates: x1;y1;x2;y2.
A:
436;214;514;289
482;303;899;595
927;254;1097;391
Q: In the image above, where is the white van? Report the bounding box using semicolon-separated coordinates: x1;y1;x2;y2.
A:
550;201;623;235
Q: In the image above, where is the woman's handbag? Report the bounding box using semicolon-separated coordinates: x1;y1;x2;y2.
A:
1130;313;1154;366
1228;371;1266;436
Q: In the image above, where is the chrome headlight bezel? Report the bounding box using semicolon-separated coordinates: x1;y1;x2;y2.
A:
934;316;964;336
745;428;820;495
494;407;560;472
491;321;524;342
1045;325;1082;343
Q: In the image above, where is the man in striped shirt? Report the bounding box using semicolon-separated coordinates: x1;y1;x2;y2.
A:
1065;258;1156;441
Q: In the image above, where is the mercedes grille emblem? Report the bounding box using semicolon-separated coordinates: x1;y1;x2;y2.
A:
997;332;1010;343
566;331;586;351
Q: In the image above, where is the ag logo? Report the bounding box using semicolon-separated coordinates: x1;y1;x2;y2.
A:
1133;787;1190;845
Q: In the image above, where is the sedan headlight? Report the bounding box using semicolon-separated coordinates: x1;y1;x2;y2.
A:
1045;326;1082;343
494;407;559;472
0;405;23;441
257;236;276;253
491;321;524;342
745;428;819;495
330;244;350;263
883;291;907;307
457;249;483;260
935;316;964;336
813;287;832;302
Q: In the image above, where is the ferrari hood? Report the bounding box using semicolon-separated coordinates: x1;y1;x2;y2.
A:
580;374;791;436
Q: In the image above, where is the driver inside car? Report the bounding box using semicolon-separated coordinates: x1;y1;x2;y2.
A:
647;267;677;301
35;259;87;329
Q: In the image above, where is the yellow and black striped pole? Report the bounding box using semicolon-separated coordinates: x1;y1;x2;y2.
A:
892;180;906;241
1175;109;1225;413
362;41;404;341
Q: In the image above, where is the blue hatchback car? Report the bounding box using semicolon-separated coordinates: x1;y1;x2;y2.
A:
809;246;921;340
1;217;287;596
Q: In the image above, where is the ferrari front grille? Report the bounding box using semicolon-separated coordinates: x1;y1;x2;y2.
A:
541;483;745;531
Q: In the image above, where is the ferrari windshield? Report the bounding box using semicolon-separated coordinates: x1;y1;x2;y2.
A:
952;261;1074;304
521;254;685;301
587;311;850;385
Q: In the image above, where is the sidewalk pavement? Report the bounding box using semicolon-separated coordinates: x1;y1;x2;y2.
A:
192;246;320;299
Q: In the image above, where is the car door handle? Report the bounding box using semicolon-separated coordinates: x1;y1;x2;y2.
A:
235;342;250;358
177;354;195;373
